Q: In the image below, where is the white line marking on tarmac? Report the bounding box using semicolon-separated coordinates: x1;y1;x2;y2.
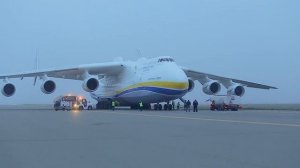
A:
96;111;300;128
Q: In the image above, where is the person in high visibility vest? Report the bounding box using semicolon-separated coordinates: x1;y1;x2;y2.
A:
112;101;116;111
139;101;143;111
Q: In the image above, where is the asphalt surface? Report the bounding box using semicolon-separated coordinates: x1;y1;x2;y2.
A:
0;109;300;168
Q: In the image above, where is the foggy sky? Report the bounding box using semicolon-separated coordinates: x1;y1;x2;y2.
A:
0;0;299;105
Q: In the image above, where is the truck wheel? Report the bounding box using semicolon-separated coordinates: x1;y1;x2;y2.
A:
79;106;84;110
88;106;92;110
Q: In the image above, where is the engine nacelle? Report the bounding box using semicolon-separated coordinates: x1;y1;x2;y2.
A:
188;79;195;92
2;83;16;97
202;81;221;95
82;77;99;92
227;85;245;97
41;80;56;94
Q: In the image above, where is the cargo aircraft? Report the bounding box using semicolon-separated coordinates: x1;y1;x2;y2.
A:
0;56;277;109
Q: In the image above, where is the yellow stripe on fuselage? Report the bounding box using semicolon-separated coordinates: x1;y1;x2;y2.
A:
116;81;189;94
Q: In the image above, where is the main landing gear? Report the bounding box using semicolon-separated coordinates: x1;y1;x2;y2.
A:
154;103;173;111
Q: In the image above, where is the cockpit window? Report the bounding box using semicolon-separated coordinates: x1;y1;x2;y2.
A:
158;58;175;63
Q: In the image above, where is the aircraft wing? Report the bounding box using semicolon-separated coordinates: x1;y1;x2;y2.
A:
182;67;277;89
0;62;124;81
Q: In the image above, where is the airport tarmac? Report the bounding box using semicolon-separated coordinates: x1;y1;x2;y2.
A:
0;109;300;168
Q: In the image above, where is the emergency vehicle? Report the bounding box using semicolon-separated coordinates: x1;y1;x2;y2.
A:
54;95;94;111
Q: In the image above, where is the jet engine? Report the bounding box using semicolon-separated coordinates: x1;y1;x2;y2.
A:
41;80;56;94
202;81;221;95
227;85;245;97
82;77;99;92
188;79;195;92
2;83;16;97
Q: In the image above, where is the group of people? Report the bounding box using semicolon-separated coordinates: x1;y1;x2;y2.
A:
183;99;199;112
111;99;199;112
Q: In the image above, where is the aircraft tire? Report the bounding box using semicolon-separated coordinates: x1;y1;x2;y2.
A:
154;104;158;110
158;104;162;110
168;104;173;111
163;104;168;110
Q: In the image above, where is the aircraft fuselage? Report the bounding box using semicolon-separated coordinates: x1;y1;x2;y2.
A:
90;57;189;105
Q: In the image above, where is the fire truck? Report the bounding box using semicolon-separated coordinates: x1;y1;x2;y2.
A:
54;95;94;111
208;95;242;111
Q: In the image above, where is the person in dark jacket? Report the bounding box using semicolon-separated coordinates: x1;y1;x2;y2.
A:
186;100;191;112
193;99;198;112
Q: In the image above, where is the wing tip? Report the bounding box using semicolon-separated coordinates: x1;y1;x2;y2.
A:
267;86;278;89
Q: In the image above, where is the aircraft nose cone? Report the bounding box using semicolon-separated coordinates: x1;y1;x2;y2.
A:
162;66;189;90
169;68;188;83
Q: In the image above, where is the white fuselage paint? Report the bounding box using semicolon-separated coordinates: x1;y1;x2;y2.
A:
90;57;189;105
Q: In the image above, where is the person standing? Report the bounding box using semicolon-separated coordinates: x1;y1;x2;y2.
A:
186;100;191;112
193;99;198;112
172;101;175;110
139;101;143;111
184;100;187;112
112;101;116;111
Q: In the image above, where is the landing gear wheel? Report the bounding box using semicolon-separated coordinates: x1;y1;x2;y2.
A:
96;102;101;110
158;104;162;110
164;104;168;110
130;104;139;110
154;104;158;110
144;104;151;110
168;104;173;111
96;101;112;110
